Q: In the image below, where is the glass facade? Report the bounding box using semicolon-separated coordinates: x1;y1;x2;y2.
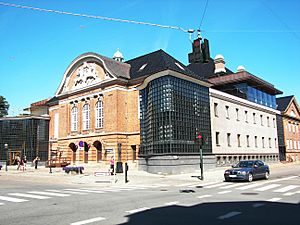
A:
234;83;276;109
0;118;49;162
139;76;212;156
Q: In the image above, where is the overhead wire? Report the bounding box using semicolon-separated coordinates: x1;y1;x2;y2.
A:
0;1;194;33
199;0;209;30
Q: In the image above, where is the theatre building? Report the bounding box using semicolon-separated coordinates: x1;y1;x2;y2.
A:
48;51;140;165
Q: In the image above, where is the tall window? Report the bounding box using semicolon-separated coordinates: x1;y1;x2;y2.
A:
260;115;264;126
267;116;270;127
71;106;78;131
237;134;241;147
236;108;239;121
214;103;218;117
225;106;230;119
269;138;272;148
246;135;250;147
262;137;265;148
95;100;103;128
227;133;231;147
245;111;248;123
82;103;90;130
216;132;220;146
273;118;276;128
255;136;258;147
253;113;256;124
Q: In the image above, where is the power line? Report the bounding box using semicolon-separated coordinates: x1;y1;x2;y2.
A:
0;1;194;33
199;0;209;30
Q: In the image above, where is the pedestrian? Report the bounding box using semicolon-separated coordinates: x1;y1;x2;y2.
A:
16;155;21;170
109;156;114;175
22;155;27;171
33;156;40;169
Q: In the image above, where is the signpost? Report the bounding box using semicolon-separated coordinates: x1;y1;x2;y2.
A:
196;133;204;180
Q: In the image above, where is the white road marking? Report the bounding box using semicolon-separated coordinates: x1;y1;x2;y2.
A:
197;194;212;199
269;176;298;183
205;183;229;188
0;196;28;203
46;190;88;195
164;201;179;206
218;211;242;219
126;207;150;214
255;184;281;191
252;203;265;208
28;191;70;197
236;183;265;190
0;203;4;206
187;181;220;188
70;216;106;225
220;183;245;189
64;189;105;194
218;190;232;194
283;192;295;196
267;197;282;202
9;193;51;200
83;188;120;193
176;182;198;187
273;185;299;193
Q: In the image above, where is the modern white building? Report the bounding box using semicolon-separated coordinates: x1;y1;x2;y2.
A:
210;88;280;166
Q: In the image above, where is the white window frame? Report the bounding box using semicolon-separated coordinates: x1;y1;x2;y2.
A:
95;100;103;128
71;106;78;132
82;103;90;130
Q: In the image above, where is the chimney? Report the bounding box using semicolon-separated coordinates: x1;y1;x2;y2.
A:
214;54;226;74
237;65;246;72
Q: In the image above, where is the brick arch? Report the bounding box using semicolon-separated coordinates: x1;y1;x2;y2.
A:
93;140;103;161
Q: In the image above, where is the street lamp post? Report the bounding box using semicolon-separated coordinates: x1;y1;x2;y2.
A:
4;143;8;171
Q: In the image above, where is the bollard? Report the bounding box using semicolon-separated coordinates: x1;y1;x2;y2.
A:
125;162;129;183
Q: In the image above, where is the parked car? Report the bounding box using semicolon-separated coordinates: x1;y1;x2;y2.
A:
224;160;270;182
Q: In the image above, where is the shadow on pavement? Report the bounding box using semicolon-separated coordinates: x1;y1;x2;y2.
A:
119;200;300;225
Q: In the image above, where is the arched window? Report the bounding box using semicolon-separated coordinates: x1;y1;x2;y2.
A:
95;100;103;128
82;103;90;130
71;106;78;131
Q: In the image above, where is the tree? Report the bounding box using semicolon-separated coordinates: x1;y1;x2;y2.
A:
0;95;9;117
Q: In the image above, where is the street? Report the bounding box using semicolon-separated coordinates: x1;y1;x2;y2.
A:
0;164;299;225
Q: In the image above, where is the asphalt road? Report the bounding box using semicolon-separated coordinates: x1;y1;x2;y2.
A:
0;165;299;225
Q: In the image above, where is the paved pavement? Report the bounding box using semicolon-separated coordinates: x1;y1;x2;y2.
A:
0;161;299;187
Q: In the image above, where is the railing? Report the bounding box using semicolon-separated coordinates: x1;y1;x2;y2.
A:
46;157;71;168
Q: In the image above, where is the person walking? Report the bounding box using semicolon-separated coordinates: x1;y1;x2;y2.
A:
33;156;40;169
22;155;27;172
109;156;115;175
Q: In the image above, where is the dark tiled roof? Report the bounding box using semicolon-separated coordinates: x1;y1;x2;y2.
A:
187;58;233;79
276;95;294;112
126;49;201;80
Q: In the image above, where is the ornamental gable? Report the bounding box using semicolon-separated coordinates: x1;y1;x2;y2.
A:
286;100;300;119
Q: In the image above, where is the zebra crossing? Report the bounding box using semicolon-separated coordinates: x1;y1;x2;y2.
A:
187;175;300;196
0;184;168;206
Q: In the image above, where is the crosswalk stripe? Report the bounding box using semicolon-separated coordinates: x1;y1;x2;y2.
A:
45;190;88;195
283;192;296;196
269;176;298;183
236;183;265;190
84;188;120;192
164;201;179;206
188;181;219;188
0;203;4;205
0;196;28;203
28;191;70;197
220;183;245;189
267;197;281;202
197;194;212;199
8;193;51;199
218;190;232;194
255;184;281;191
70;217;106;225
273;185;299;193
64;189;104;194
126;207;150;214
205;183;228;188
176;182;198;187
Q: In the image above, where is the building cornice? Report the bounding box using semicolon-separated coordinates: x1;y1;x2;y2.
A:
210;88;280;114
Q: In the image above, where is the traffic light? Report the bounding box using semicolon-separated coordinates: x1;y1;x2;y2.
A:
188;38;210;63
195;133;205;146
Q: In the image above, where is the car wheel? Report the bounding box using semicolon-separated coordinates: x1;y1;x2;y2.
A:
247;173;253;182
225;178;230;182
264;171;270;180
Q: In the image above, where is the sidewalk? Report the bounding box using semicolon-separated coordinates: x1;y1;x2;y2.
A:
1;161;299;187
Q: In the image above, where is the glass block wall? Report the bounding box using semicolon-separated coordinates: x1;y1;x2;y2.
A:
0;118;49;162
139;76;212;156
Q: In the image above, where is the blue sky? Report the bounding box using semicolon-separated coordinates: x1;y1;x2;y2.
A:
0;0;299;115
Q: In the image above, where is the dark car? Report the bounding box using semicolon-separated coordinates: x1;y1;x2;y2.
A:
224;160;270;182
